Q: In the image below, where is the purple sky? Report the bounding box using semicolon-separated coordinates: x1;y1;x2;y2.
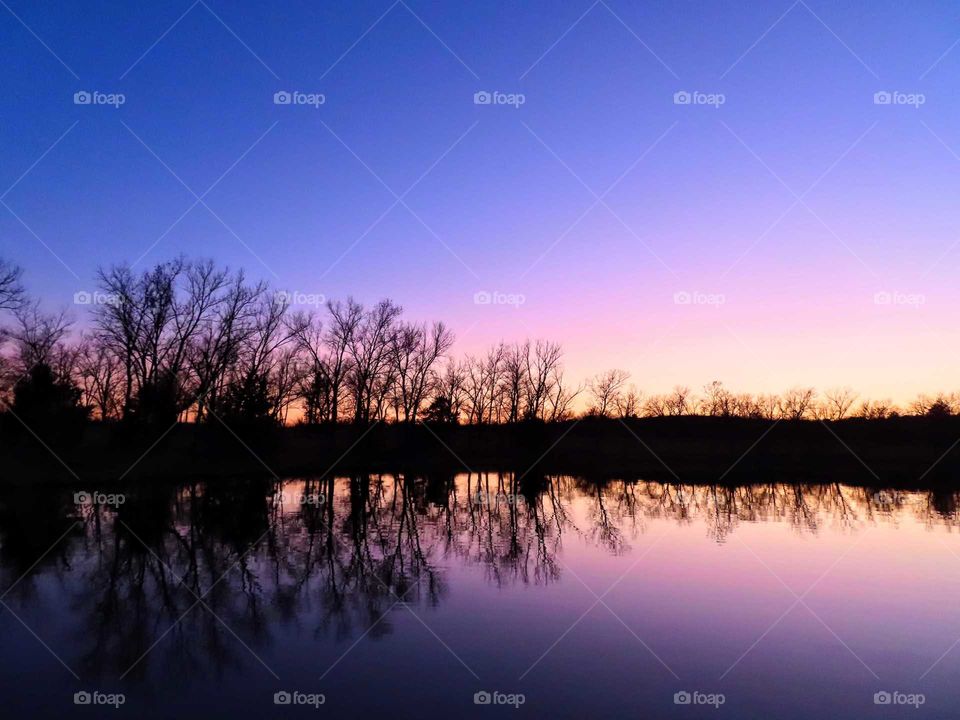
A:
2;0;959;402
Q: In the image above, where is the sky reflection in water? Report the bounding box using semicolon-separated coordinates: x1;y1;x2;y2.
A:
0;476;958;718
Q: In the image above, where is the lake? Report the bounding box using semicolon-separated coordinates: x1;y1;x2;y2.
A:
0;475;956;717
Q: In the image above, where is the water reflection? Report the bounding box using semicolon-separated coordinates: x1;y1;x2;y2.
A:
1;475;959;703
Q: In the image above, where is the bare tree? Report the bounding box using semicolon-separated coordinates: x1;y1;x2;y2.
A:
666;385;692;416
524;340;562;420
756;393;781;419
780;387;817;420
347;300;401;423
324;298;363;422
614;385;642;418
501;342;528;422
588;369;630;418
910;392;957;417
0;259;25;311
547;367;581;421
191;273;264;421
856;398;898;419
94;263;146;417
94;259;188;419
76;338;122;420
391;321;454;421
820;387;858;420
700;380;733;417
731;393;762;418
7;303;72;374
463;344;505;424
5;253;951;431
269;346;305;424
289;311;331;424
427;359;467;423
643;394;668;417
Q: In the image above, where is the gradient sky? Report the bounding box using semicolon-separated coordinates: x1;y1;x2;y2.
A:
2;0;959;403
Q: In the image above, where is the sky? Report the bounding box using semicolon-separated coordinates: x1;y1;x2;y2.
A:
1;0;959;404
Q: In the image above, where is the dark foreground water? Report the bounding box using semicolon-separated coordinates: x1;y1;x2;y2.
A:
0;475;957;718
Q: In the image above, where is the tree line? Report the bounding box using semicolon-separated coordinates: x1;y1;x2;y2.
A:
0;256;953;431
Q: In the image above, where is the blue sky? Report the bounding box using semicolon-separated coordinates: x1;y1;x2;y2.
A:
2;1;960;399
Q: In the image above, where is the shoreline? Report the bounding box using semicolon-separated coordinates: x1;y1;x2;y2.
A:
3;415;960;489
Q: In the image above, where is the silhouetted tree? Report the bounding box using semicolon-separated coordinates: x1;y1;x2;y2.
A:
0;259;25;311
6;303;71;374
1;254;956;430
76;338;123;420
780;387;817;420
347;300;401;423
390;321;454;421
820;387;858;420
700;380;733;417
423;395;458;424
546;366;581;421
614;385;642;418
219;370;274;425
429;359;467;422
524;340;563;420
926;398;953;418
10;362;89;438
856;399;898;419
667;385;692;416
132;369;180;425
588;369;630;417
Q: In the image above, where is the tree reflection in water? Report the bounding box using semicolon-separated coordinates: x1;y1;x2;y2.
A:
0;475;957;682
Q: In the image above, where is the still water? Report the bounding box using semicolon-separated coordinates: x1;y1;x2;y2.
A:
0;475;957;718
